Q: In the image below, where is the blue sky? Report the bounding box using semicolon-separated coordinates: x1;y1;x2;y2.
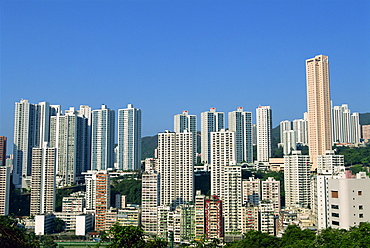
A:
1;1;369;150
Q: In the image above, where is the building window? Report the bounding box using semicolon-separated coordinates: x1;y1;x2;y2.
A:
332;213;339;218
331;191;338;198
331;204;339;209
358;191;362;196
332;221;339;226
359;214;364;218
359;205;363;210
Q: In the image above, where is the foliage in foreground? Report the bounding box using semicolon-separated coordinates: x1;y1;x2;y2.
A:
225;223;370;248
0;216;39;248
108;225;167;248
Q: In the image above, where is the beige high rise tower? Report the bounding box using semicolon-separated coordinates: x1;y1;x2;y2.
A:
306;55;332;169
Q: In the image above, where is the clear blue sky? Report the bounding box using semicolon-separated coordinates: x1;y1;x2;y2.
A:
1;1;369;151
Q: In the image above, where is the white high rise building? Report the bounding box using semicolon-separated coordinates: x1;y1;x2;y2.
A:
91;105;115;170
209;130;241;233
117;104;142;171
280;120;292;144
158;131;194;206
222;165;242;234
50;108;89;186
201;108;224;164
332;104;360;144
210;129;236;197
293;113;308;146
30;145;56;215
174;110;197;162
284;151;311;208
282;130;296;155
312;151;344;230
141;171;160;234
13;100;59;188
228;107;253;163
256;106;272;162
328;173;370;230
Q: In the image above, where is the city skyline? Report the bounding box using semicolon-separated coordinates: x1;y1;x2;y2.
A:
1;1;369;151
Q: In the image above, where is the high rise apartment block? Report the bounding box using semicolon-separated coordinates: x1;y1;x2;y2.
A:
50;108;89;186
332;104;360;144
256;106;272;162
141;171;160;234
284;151;311;208
117;104;142;171
228;107;253;163
158;131;194;206
30;146;56;215
201;108;224;164
306;55;332;169
292;113;308;146
174;110;197;162
91;105;115;170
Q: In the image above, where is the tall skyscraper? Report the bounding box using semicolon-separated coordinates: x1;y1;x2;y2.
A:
210;130;241;233
228;107;253;163
284;151;311;208
50;108;89;186
306;55;332;169
256;106;272;162
210;129;236;197
13;100;59;188
201;108;224;164
117;104;142;171
30;145;56;215
158;131;194;206
91;105;115;170
174;110;197;162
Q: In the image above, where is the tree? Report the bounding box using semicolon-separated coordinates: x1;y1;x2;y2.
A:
53;217;65;233
280;225;315;247
225;230;280;248
0;216;39;248
108;225;146;248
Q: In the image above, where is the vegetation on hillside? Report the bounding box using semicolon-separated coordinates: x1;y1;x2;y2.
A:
141;135;158;159
110;176;142;205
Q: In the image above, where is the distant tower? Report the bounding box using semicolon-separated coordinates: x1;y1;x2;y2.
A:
201;108;224;164
293;113;308;146
141;171;160;234
256;106;272;162
306;55;332;169
174;110;197;161
158;131;194;206
91;105;115;170
228;107;253;163
13;100;59;188
117;104;142;171
50;108;89;186
30;145;56;215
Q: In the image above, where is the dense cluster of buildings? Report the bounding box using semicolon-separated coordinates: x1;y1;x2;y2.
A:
0;54;370;243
